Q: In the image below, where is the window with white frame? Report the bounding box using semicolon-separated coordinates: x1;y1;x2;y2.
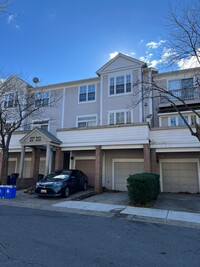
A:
32;120;49;131
168;78;193;90
109;110;132;125
109;74;131;95
77;116;97;128
35;91;50;107
3;93;18;108
168;114;197;127
79;84;96;103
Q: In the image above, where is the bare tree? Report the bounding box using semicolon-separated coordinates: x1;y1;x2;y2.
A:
0;76;59;185
135;0;200;142
0;1;10;15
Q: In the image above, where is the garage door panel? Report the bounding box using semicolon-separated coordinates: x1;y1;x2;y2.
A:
114;161;144;191
162;162;199;193
75;160;95;187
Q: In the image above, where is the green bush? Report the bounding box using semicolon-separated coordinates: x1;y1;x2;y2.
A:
127;173;160;204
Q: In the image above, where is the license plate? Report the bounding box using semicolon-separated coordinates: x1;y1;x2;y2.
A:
41;189;47;193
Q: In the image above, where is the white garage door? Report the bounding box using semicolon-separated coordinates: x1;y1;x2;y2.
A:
114;161;144;191
162;162;199;193
75;159;95;187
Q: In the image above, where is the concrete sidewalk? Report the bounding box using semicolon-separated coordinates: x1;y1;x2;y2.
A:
0;190;199;228
53;199;200;226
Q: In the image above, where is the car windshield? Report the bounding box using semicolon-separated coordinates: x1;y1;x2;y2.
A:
52;174;70;180
44;170;72;181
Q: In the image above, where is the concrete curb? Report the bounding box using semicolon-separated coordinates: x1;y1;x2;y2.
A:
53;200;200;226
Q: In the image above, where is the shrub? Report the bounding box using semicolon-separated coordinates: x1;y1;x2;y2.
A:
127;173;160;204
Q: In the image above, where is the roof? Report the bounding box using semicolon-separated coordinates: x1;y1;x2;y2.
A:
96;53;146;75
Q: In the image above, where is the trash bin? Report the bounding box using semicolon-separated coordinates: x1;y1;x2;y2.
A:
0;186;6;198
5;186;16;198
38;174;44;181
9;173;19;185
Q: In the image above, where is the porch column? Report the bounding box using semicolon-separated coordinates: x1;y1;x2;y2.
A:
45;144;51;176
31;147;41;183
143;143;151;173
55;147;64;170
19;145;25;179
95;146;103;193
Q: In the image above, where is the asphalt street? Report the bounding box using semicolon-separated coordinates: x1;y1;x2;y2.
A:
0;205;199;267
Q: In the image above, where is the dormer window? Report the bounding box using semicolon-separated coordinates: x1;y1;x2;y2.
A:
109;74;132;95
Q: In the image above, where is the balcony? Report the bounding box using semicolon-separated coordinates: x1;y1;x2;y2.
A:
159;87;200;105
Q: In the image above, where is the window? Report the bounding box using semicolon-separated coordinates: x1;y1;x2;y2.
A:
109;74;132;95
178;116;188;126
109;110;132;125
79;84;96;103
32;120;49;131
77;116;97;128
170;117;176;127
35;91;50;107
168;114;195;127
3;93;18;108
191;115;197;125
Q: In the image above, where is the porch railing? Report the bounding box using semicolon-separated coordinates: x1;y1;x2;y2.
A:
160;87;200;103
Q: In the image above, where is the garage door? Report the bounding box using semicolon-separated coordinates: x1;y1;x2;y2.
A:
162;162;199;193
114;161;144;191
75;160;95;187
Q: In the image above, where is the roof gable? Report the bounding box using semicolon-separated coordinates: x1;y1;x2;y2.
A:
20;128;61;146
96;53;146;75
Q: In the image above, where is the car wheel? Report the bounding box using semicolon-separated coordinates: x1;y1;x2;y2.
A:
63;187;70;198
83;182;87;191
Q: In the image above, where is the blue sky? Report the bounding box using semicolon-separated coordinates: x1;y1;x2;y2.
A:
0;0;192;86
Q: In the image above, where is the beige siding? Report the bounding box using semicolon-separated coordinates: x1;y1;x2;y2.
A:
75;160;95;187
63;82;100;128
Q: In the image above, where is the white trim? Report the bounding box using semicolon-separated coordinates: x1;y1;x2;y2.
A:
76;114;98;128
159;158;200;193
102;151;105;187
61;146;96;151
32;118;49;131
108;109;133;125
78;83;97;104
156;148;200;152
100;76;103;126
138;69;143;122
108;71;132;97
61;88;66;128
102;145;143;150
112;158;144;190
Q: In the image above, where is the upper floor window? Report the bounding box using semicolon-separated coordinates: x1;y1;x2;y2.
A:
168;114;196;127
3;93;18;108
168;78;193;90
109;110;132;125
109;75;131;95
35;91;50;107
79;84;96;103
77;115;97;128
32;120;49;131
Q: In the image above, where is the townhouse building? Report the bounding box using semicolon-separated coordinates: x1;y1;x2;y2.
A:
3;53;200;193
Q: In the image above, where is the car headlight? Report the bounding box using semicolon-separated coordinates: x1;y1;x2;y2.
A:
36;182;40;188
53;182;63;187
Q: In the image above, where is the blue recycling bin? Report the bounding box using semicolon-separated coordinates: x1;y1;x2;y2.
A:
9;173;19;185
0;186;5;198
5;186;16;198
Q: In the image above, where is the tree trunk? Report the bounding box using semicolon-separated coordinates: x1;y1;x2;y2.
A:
0;147;9;185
